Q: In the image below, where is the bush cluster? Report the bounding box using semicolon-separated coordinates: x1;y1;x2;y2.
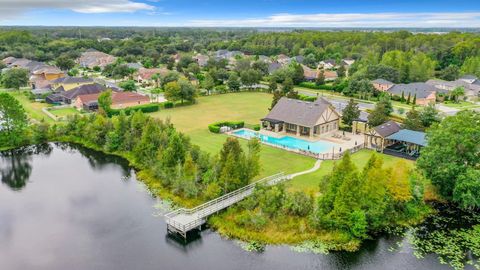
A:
109;103;160;116
208;121;245;133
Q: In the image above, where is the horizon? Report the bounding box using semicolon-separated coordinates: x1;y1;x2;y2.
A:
1;0;480;28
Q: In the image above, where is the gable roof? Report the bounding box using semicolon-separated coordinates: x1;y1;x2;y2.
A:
52;76;94;84
372;78;394;85
263;97;336;127
77;91;149;106
388;83;439;99
268;62;282;74
373;120;401;138
387;129;427;146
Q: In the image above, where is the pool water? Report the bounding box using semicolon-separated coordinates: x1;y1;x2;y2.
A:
233;129;338;154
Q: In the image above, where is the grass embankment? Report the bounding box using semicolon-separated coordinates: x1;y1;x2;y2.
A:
0;89;53;123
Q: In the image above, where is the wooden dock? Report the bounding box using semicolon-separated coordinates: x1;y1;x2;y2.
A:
165;172;288;239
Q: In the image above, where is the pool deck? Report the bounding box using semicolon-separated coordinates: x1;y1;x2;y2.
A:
229;128;365;158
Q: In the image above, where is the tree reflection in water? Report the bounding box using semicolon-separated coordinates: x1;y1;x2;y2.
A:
0;144;53;191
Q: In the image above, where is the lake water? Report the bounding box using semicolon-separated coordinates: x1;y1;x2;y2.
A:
0;143;453;270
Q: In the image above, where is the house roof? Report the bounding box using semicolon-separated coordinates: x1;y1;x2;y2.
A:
137;68;169;80
51;76;94;84
77;91;149;106
460;75;478;80
302;65;318;80
59;83;107;101
387;129;427;147
321;59;336;65
268;62;282;74
263;97;335;127
372;79;394;85
373;120;401;138
388;83;439;99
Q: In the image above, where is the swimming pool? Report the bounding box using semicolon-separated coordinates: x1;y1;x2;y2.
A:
233;129;338;154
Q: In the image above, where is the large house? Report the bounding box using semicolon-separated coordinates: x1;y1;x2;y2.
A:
372;79;395;92
319;59;337;70
261;97;340;137
46;83;109;104
426;75;480;101
135;68;169;84
193;54;209;67
78;49;116;69
388;83;440;105
302;65;338;81
2;57;65;91
74;91;150;111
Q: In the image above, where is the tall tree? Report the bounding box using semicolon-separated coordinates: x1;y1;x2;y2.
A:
316;69;325;85
0;92;28;146
55;55;75;71
341;99;361;128
419;104;440;128
2;68;28;90
417;111;480;208
403;107;424;131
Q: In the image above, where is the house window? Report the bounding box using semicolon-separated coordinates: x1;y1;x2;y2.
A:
287;123;296;131
321;126;325;133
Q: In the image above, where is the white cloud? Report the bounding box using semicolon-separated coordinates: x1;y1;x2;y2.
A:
188;12;480;28
0;0;155;19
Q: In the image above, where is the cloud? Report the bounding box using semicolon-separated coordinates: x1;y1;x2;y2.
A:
0;0;155;20
188;12;480;28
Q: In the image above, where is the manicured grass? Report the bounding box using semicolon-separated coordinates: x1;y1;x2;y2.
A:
49;107;80;117
0;89;53;123
150;92;316;179
289;149;414;192
442;101;480;109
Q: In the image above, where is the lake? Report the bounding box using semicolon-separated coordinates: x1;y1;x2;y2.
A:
0;143;452;270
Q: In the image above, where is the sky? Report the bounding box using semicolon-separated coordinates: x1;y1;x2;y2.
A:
0;0;480;28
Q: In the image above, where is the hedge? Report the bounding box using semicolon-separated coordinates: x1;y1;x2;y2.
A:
109;103;160;116
208;121;245;133
299;94;317;102
163;101;174;109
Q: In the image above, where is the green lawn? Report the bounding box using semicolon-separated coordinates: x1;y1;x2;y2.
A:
49;107;80;117
0;89;53;123
289;149;414;192
150;92;316;179
442;101;480;109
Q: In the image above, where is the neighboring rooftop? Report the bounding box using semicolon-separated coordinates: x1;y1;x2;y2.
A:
388;82;439;98
373;120;401;138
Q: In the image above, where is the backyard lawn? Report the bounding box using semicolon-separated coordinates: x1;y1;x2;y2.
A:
49;107;80;118
289;149;415;192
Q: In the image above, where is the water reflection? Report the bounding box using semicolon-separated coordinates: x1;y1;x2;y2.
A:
0;144;52;191
55;143;132;179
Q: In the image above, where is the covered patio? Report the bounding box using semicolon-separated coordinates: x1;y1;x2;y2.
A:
384;129;427;160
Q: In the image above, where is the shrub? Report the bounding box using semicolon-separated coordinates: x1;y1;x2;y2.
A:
163;101;174;109
208;121;245;133
253;124;260;131
109;103;160;116
299;94;317;102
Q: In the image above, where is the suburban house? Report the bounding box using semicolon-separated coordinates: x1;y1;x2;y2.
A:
302;65;338;81
193;54;209;67
319;59;337;70
268;62;282;74
341;59;355;67
426;75;480;101
50;77;94;91
261;97;340;137
372;79;395;92
78;49;116;69
74;91;150;111
46;83;109;104
276;54;291;65
136;68;169;84
2;57;66;92
387;83;439;105
291;55;305;64
365;120;426;159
